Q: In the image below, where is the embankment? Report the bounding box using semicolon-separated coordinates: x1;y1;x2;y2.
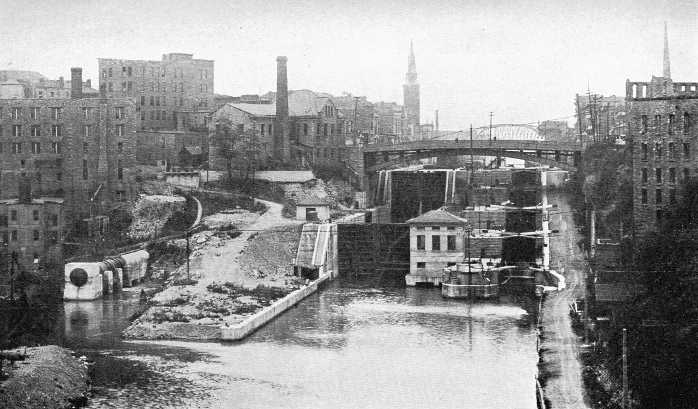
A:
0;345;89;409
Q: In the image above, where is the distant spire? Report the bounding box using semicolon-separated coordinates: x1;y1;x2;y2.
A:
406;40;417;84
663;21;671;79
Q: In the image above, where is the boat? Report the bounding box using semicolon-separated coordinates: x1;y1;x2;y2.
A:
441;258;500;299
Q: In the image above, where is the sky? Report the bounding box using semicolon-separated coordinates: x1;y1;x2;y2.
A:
1;0;697;130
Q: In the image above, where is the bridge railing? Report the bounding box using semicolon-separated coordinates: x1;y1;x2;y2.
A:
363;139;584;153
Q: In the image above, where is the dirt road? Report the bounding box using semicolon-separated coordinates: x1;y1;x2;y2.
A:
540;191;591;408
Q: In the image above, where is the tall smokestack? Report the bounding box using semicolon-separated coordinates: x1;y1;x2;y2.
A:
71;67;83;99
274;56;290;162
435;109;439;132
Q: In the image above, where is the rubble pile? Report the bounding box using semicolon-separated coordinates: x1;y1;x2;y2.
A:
127;195;186;240
239;224;303;281
202;208;258;230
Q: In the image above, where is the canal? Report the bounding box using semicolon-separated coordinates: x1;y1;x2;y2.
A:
51;279;539;409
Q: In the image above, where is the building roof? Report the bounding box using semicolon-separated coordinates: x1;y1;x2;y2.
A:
228;102;276;117
228;89;333;118
407;208;468;225
297;197;331;206
252;170;315;183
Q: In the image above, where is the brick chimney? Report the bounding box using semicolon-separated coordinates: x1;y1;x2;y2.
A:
274;56;290;162
70;67;82;99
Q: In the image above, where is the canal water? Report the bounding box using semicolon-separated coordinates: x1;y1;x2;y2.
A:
50;279;539;409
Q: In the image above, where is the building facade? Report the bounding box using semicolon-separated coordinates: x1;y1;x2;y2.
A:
0;193;64;294
0;68;137;228
98;53;214;131
627;25;698;236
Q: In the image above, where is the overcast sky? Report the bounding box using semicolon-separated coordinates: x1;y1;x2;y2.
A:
1;0;696;130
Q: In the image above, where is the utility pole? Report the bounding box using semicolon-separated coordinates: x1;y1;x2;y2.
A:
470;124;474;171
352;96;359;147
489;112;494;143
622;328;628;409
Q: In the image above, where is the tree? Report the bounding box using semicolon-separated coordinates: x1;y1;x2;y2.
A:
214;117;262;185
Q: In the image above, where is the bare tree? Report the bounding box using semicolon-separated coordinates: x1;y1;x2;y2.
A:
215;118;261;185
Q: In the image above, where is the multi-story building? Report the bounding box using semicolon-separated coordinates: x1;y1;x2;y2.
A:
0;68;137;228
575;93;626;144
98;53;214;131
0;69;98;99
0;183;64;294
627;24;698;236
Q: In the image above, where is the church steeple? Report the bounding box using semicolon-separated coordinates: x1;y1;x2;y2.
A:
663;21;671;79
406;40;418;84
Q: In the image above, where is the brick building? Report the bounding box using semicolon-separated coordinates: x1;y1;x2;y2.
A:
0;69;98;99
98;53;214;131
0;68;137;228
0;188;64;294
136;130;208;168
627;24;698;236
575;94;626;144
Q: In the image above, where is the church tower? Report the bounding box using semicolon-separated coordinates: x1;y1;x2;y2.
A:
403;41;420;138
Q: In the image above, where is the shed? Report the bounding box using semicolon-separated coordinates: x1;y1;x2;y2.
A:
178;145;203;168
296;197;331;222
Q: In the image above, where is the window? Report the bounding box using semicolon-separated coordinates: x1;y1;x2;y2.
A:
117;160;123;180
156;96;160;106
670;188;677;204
140;95;146;105
102;69;107;79
656;143;662;159
431;235;441;251
684;112;691;134
641;143;648;160
431;226;440;230
323;123;328;136
117;142;123;153
116;124;124;136
416;235;425;250
51;142;60;154
12;125;21;137
121;82;127;92
656;189;662;204
30;126;40;137
108;82;114;92
155;111;160;120
108;67;113;77
116;190;125;201
641;188;648;204
656;210;663;222
669;168;676;183
51;125;61;137
82;159;88;179
83;142;88;153
11;107;20;119
50;107;61;120
656;168;662;183
31;142;40;154
141;111;146;121
33;230;39;241
260;124;265;136
10;231;17;241
668;114;675;134
684;143;690;159
12;143;21;154
447;235;456;251
641;168;648;183
654;114;661;128
32;210;39;221
10;210;17;221
416;262;426;269
150;96;154;106
128;66;132;76
30;107;39;120
56;172;61;181
115;107;124;119
303;123;308;136
669;142;676;159
83;125;91;137
641;115;648;133
82;107;92;119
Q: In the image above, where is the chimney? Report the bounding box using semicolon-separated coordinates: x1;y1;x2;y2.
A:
58;76;64;89
435;109;439;132
18;173;32;204
71;67;83;99
274;56;290;162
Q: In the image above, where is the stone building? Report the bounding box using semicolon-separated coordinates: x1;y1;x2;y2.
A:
627;24;698;236
0;68;137;228
403;41;420;139
0;188;64;294
0;69;98;99
575;94;626;144
98;53;214;131
135;130;208;168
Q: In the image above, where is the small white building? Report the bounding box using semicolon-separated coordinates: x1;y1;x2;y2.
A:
405;208;470;286
296;197;331;222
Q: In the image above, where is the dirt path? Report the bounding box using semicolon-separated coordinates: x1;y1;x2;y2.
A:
541;191;590;408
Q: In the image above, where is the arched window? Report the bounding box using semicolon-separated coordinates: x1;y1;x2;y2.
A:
684;112;691;134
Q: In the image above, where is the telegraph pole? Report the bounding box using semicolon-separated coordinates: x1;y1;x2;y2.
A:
489;112;493;143
622;328;628;409
470;124;474;171
352;96;359;146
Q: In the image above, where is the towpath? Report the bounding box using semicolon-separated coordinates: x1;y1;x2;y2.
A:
540;191;591;408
